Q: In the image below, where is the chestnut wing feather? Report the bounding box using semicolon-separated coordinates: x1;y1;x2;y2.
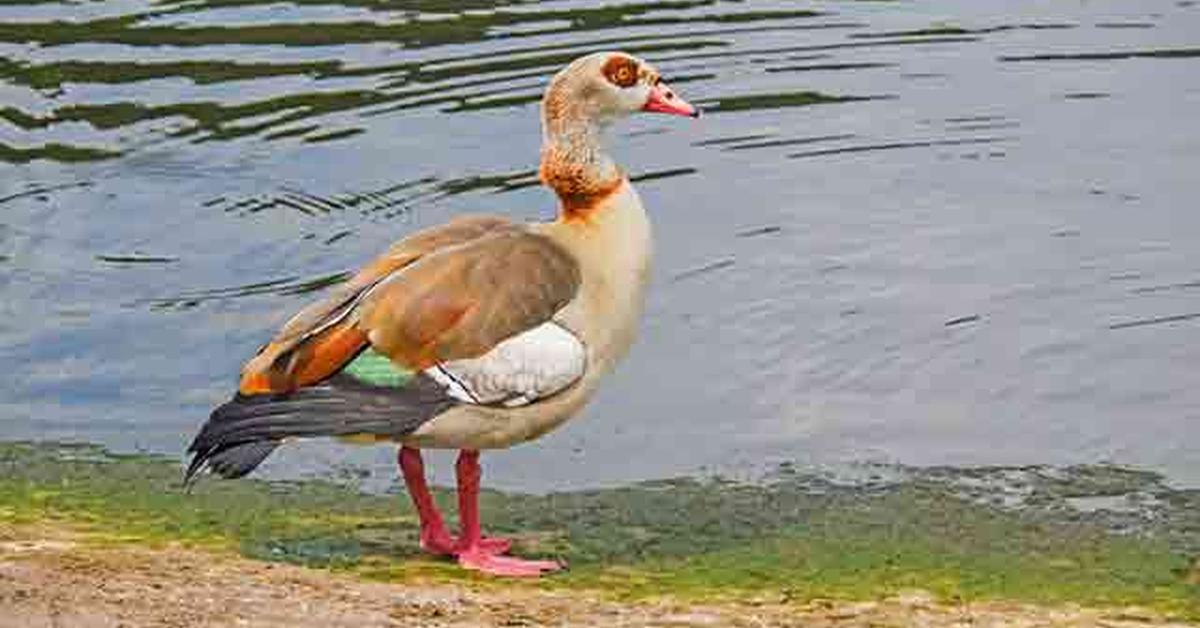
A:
357;229;581;370
275;215;514;345
238;214;518;394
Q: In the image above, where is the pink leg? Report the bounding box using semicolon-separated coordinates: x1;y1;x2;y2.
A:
398;447;456;555
398;447;511;557
454;450;563;577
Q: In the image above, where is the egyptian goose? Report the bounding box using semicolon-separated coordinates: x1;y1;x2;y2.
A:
185;51;698;577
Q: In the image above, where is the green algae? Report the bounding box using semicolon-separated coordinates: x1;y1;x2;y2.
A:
0;441;1195;618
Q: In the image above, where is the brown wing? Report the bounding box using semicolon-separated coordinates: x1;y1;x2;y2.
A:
356;229;581;369
238;214;520;394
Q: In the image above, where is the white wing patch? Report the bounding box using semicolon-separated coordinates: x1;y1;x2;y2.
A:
424;322;585;407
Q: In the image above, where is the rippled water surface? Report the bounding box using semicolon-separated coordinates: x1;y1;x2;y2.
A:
2;0;1198;491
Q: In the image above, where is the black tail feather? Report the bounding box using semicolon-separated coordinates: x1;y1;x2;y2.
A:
185;374;455;486
185;441;279;485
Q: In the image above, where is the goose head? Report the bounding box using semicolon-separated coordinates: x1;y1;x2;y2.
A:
542;52;698;138
539;52;697;216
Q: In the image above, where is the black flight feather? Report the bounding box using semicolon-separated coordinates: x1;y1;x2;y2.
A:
184;373;456;486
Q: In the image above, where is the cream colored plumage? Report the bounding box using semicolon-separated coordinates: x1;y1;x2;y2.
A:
407;177;654;450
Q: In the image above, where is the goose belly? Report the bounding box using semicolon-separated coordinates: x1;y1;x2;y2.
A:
403;318;605;450
406;181;653;450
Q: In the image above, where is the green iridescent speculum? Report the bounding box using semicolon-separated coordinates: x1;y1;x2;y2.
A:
342;348;413;387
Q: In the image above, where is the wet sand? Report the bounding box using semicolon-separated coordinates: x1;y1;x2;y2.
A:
1;527;1193;628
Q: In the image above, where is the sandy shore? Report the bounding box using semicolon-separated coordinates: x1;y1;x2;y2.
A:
1;532;1192;628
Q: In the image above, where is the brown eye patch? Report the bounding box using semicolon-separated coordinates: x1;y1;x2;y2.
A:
602;55;639;88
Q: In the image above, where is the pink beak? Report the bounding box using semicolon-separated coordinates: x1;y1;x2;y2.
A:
642;80;700;118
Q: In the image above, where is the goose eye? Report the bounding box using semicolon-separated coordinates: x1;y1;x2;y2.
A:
602;56;640;88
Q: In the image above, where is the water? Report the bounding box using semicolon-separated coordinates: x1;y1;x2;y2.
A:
2;0;1198;492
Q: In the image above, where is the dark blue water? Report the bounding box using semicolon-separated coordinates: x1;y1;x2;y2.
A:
2;0;1198;491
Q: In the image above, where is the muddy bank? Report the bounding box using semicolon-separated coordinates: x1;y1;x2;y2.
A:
0;442;1196;624
0;532;1193;628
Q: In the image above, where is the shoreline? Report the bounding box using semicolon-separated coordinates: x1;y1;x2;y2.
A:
1;531;1193;628
0;441;1196;625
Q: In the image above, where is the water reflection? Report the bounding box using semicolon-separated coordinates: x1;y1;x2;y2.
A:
138;271;353;310
2;0;1199;491
786;136;1008;159
1001;47;1200;61
0;0;870;160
